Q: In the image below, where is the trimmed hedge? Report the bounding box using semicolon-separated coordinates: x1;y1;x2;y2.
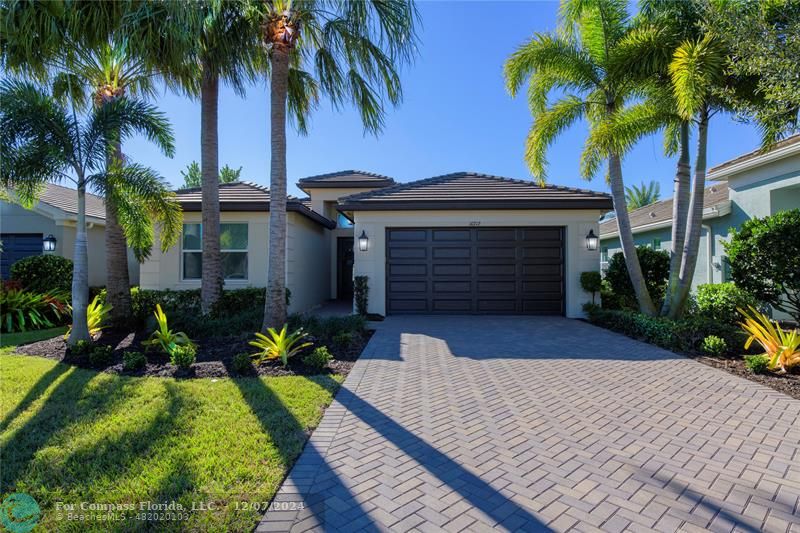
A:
586;307;748;356
10;255;73;293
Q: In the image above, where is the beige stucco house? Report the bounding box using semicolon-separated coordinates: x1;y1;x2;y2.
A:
1;183;139;286
141;171;612;318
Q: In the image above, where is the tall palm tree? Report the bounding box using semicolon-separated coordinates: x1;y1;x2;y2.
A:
256;0;418;329
0;80;180;344
625;180;660;210
505;0;658;315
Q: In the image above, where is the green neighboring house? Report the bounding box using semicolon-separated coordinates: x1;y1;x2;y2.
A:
600;134;800;293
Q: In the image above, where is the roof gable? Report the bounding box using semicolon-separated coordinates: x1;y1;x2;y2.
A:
337;172;613;211
297;170;395;190
33;183;105;220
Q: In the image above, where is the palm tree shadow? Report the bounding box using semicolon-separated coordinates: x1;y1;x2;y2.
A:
0;362;70;432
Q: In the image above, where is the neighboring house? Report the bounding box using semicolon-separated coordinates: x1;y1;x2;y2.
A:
142;171;613;318
599;134;800;291
0;183;139;286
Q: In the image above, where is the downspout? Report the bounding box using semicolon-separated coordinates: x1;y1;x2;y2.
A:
702;224;713;284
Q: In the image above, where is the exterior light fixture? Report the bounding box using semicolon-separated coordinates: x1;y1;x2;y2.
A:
358;230;369;252
43;234;57;253
585;229;598;251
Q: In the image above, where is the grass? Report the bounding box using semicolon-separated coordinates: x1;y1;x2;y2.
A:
0;351;343;532
0;326;67;347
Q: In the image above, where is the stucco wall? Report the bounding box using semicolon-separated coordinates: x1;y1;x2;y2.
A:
351;209;605;318
139;211;329;314
725;154;800;224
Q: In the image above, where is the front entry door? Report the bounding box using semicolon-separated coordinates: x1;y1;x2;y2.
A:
337;237;355;300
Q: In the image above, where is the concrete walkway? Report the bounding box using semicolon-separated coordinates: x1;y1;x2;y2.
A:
259;316;800;532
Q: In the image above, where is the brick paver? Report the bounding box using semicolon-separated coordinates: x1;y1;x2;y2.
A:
258;316;800;532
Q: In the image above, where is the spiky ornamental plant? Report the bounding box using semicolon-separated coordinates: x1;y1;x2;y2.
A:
254;0;418;330
0;80;179;343
505;0;659;315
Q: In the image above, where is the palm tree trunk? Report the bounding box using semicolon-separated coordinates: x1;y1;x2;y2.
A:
105;142;132;325
200;62;222;314
262;48;290;330
609;153;657;316
669;107;709;319
661;121;691;316
68;179;91;344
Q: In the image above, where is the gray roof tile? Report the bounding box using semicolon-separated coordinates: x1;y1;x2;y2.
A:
298;170;395;189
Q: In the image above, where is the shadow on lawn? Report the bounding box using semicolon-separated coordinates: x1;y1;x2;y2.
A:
0;362;70;432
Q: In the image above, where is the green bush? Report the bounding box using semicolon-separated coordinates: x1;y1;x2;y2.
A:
725;209;800;321
10;255;73;293
303;346;333;370
333;332;353;349
122;351;147;371
232;352;254;375
580;272;602;305
170;343;197;369
695;283;758;326
354;276;369;316
701;335;727;357
69;339;93;356
744;354;770;374
605;247;670;309
88;345;114;367
0;288;69;333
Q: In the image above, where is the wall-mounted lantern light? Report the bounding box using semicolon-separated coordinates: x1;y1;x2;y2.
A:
585;229;598;251
43;234;57;253
358;230;369;252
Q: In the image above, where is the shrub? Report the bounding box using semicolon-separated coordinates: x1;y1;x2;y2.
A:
725;209;800;321
1;288;68;333
605;247;670;309
702;335;727;357
303;346;333;370
143;304;193;354
744;354;770;374
249;325;312;366
10;254;73;293
738;306;800;372
290;314;366;343
232;352;254;375
170;343;197;369
122;351;147;371
354;276;369;316
88;345;114;367
333;331;353;349
696;283;758;325
580;272;602;305
69;339;93;356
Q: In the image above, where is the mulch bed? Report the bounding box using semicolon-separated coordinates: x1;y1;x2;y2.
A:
14;328;373;379
688;354;800;401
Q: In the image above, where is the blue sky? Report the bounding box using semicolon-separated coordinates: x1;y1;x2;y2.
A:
124;1;762;199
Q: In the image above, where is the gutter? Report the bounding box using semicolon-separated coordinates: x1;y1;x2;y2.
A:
600;200;731;240
708;141;800;181
702;224;713;284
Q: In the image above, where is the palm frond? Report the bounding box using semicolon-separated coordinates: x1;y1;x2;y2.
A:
524;95;588;183
669;34;725;119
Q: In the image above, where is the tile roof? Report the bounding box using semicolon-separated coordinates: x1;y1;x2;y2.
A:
175;181;335;228
709;134;800;175
297;170;395;189
36;183;106;220
599;182;729;237
337;172;613;211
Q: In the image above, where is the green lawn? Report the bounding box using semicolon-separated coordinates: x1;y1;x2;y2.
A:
0;326;68;347
0;351;342;532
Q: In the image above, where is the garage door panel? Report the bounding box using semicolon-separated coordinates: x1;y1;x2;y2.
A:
386;227;564;315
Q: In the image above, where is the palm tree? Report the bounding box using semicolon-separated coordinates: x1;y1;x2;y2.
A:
179;161;242;189
505;0;658;315
625;180;660;210
256;0;418;329
0;80;180;344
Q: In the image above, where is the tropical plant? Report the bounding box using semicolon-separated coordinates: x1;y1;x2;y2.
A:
725;209;800;321
66;294;112;339
625;181;660;210
1;288;68;333
695;282;759;326
580;271;602;305
504;0;658;315
303;346;332;370
255;0;418;329
605;247;670;309
738;306;800;373
179;161;242;189
249;325;311;367
170;343;197;369
0;80;178;344
10;254;73;293
143;304;193;355
701;335;727;357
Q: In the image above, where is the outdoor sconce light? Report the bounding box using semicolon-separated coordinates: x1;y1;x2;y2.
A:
585;229;598;251
358;230;369;252
43;234;57;253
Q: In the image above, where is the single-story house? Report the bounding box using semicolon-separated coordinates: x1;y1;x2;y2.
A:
1;183;139;286
141;171;613;318
600;134;800;289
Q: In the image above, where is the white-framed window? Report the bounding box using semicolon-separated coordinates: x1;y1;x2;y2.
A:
182;223;248;281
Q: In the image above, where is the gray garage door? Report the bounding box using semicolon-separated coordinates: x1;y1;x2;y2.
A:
386;227;565;315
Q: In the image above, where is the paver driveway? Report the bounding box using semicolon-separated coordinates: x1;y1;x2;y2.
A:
259;316;800;532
